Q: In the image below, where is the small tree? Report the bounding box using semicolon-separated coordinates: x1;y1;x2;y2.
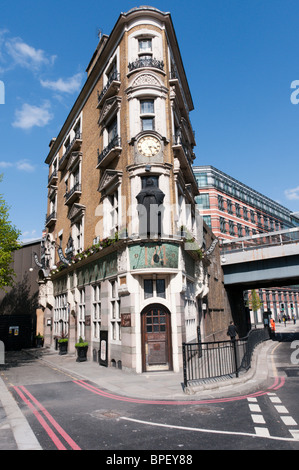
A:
246;289;263;313
0;175;21;290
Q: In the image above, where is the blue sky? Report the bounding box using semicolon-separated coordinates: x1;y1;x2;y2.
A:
0;0;299;242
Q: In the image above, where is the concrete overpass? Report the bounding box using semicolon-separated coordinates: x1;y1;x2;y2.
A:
220;227;299;288
218;227;299;335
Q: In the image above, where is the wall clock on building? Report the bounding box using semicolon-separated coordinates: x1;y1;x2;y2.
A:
137;135;161;157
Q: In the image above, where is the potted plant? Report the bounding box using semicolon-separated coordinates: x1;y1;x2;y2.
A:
58;334;68;355
75;336;88;362
35;333;44;348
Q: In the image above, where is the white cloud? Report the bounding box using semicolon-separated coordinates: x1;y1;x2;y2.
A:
16;159;35;172
0;159;35;172
40;72;84;94
285;186;299;201
21;229;39;243
0;161;13;168
5;36;56;71
12;101;53;129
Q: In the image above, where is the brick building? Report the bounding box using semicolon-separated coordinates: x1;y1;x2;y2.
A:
194;165;299;324
194;165;297;239
39;7;231;373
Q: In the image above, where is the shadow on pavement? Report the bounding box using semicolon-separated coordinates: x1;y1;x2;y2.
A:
273;332;299;342
0;349;42;370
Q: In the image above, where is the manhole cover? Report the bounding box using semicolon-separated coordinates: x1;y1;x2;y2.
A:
90;409;121;420
102;411;120;419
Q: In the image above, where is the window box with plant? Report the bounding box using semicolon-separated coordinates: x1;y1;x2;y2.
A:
75;337;88;362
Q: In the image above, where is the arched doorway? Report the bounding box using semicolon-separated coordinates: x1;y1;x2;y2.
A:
141;304;172;372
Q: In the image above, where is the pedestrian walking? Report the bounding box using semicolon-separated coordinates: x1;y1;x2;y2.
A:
283;315;286;327
270;317;276;338
293;315;296;325
227;321;238;341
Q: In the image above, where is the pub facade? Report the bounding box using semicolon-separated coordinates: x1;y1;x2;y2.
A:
38;6;220;373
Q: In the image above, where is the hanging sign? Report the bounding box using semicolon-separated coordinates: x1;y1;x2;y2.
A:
58;247;70;266
33;252;43;268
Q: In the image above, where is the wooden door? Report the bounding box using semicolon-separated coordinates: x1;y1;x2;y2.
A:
142;305;172;372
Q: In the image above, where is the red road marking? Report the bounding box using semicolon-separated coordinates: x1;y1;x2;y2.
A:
73;377;285;405
272;376;285;390
13;386;81;450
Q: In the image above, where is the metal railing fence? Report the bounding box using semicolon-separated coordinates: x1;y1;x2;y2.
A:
182;327;270;387
220;227;299;255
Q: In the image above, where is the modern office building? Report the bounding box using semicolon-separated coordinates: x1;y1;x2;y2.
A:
194;165;298;239
38;7;230;373
194;165;299;323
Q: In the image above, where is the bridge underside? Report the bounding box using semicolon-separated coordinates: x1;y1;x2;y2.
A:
222;254;299;289
222;254;299;336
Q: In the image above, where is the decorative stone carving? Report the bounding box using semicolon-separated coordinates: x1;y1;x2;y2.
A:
98;96;121;126
132;74;160;87
68;203;86;222
98;169;123;195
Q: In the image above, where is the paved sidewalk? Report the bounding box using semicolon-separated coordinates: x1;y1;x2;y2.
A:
0;321;298;450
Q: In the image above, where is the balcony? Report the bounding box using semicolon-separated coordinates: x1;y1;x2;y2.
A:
128;58;164;73
96;136;122;168
45;211;57;227
97;72;121;108
64;182;82;205
59;132;82;170
47;169;58;187
172;134;198;193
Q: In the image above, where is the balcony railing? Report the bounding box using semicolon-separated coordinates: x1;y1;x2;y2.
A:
45;211;57;227
64;182;81;205
172;134;195;166
97;136;122;168
59;132;82;170
128;58;164;72
48;169;58;186
97;72;121;108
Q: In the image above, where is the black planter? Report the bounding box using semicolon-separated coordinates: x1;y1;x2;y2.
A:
76;345;88;362
35;337;44;348
58;341;68;355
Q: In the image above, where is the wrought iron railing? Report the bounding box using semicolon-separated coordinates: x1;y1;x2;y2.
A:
128;58;164;72
59;132;82;167
48;169;57;184
182;327;270;387
97;72;120;105
45;211;57;225
64;182;81;202
220;227;299;254
97;136;121;166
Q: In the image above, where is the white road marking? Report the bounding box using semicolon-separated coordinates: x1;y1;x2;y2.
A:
249;404;261;413
120;416;299;442
254;427;270;437
289;430;299;440
281;416;298;426
251;414;266;424
269;396;281;403
274;405;289;414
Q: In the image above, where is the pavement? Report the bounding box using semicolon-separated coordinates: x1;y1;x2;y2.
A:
0;320;298;450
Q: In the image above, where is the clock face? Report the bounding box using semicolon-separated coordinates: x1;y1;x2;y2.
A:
137;136;161;157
